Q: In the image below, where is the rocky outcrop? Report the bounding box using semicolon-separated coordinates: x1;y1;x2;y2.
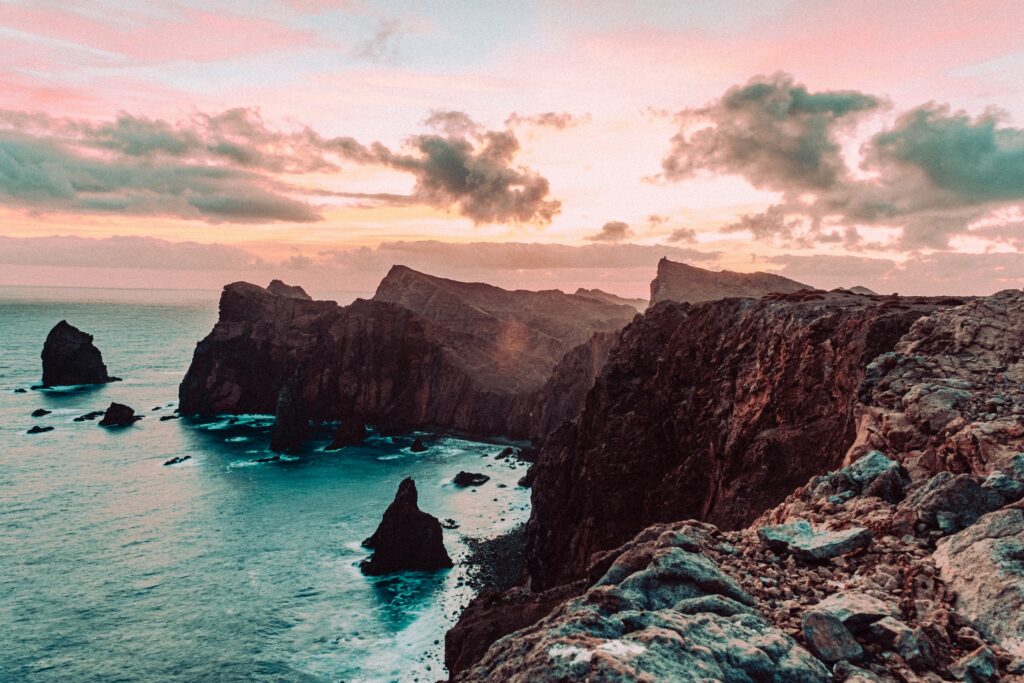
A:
361;478;452;575
526;291;950;589
573;288;647;312
269;369;308;452
372;265;636;394
454;472;490;487
648;257;810;306
845;289;1024;479
266;279;312;300
455;522;829;682
40;320;119;386
98;402;141;427
324;417;368;450
180;272;633;441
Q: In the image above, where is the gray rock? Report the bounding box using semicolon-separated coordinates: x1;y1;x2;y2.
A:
908;472;1003;534
934;507;1024;657
949;646;998;682
833;660;885;682
802;608;863;663
813;591;897;633
982;470;1024;503
758;520;873;561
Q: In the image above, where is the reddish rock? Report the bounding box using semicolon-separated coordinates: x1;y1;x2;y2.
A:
266;279;312;300
361;478;452;575
648;257;810;307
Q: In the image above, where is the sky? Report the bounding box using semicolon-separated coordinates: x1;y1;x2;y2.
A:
2;0;1024;298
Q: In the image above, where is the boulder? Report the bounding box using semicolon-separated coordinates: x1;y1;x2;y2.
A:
323;418;368;451
949;646;998;682
453;472;490;487
40;320;119;386
27;425;54;434
163;455;191;466
159;415;179;421
758;520;873;561
409;437;428;453
361;478;452;575
813;591;897;633
98;403;141;427
802;608;864;663
934;506;1024;657
74;410;105;422
908;473;1003;534
31;408;51;417
269;370;308;452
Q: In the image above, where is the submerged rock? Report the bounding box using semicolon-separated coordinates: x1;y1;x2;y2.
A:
453;472;490;487
163;455;191;466
40;320;119;386
758;519;872;561
98;403;141;427
361;478;452;576
409;437;428;453
31;408;52;417
159;415;179;421
27;425;54;434
74;410;105;422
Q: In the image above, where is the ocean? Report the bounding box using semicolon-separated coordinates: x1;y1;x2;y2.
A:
0;286;531;682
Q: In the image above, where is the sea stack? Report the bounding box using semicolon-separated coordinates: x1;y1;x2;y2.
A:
269;370;308;452
361;478;452;575
98;402;141;427
40;320;119;387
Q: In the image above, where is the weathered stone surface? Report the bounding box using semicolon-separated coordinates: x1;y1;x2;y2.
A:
266;279;312;300
98;402;141;427
802;608;864;663
949;646;998;682
269;369;308;452
323;417;368;451
456;523;828;682
934;506;1024;657
361;478;452;575
648;257;810;306
759;520;873;561
40;320;118;386
526;291;948;589
906;472;1003;534
812;591;897;633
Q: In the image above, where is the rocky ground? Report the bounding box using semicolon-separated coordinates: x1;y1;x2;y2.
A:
447;289;1024;681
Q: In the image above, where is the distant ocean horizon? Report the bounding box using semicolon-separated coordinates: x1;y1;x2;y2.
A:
1;287;529;682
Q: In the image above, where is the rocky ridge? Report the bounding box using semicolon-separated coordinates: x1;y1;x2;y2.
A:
648;257;810;306
448;289;1024;682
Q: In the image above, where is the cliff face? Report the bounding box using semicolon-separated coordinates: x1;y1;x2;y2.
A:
525;291;952;590
648;257;810;306
372;265;636;394
41;320;118;386
180;274;634;440
573;288;647;313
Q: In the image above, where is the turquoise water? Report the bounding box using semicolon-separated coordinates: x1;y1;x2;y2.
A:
0;287;531;682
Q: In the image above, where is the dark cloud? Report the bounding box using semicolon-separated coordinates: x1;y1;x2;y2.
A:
0;107;561;225
662;73;1024;251
667;227;697;243
662;73;881;191
505;112;591;130
585;221;633;242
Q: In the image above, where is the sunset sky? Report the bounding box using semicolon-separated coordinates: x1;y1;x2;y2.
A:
2;0;1024;298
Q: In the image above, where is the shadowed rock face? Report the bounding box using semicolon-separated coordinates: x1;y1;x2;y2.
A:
269;369;308;452
361;478;452;575
648;257;810;307
41;320;118;386
266;279;312;300
179;271;635;441
574;288;647;313
526;291;952;590
372;265;636;394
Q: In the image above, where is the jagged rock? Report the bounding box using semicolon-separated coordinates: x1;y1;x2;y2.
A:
266;279;312;300
269;370;307;452
648;257;810;306
758;519;873;561
934;506;1024;657
98;403;141;427
163;455;191;466
74;410;105;422
517;464;536;488
179;272;632;442
27;425;53;434
813;591;897;633
496;447;515;459
949;646;998;682
907;472;1003;534
361;478;452;575
526;292;950;589
456;523;828;682
833;661;885;682
408;437;428;453
323;418;368;451
40;320;119;386
802;608;864;663
982;471;1024;502
440;518;459;529
31;408;51;417
454;472;490;487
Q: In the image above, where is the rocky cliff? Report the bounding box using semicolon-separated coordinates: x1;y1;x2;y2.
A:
648;257;810;306
40;320;119;386
448;290;1024;682
179;273;634;440
573;288;647;312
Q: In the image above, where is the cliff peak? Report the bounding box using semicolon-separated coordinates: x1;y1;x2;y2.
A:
649;258;810;306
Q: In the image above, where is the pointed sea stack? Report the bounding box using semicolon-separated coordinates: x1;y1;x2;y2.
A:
41;320;119;387
361;478;452;575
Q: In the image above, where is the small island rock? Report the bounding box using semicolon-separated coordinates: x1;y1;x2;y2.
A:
453;472;490;487
41;320;119;387
361;478;452;575
409;437;428;453
98;402;141;427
